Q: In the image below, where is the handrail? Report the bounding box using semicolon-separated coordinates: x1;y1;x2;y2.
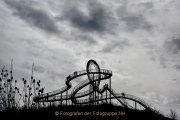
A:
33;69;112;102
33;60;151;111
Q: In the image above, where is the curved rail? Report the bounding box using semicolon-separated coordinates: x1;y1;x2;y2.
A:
33;60;152;110
33;69;112;101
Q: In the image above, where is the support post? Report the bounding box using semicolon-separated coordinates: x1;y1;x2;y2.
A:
95;75;96;105
61;93;62;106
89;84;90;105
97;92;99;105
93;74;94;105
101;93;103;104
106;84;107;105
66;90;68;107
110;77;111;105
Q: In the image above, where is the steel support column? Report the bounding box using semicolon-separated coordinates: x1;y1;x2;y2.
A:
106;84;107;104
110;77;111;105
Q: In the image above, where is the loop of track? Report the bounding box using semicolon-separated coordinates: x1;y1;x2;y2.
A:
33;60;152;110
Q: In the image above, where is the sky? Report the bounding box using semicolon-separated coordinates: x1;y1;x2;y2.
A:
0;0;180;118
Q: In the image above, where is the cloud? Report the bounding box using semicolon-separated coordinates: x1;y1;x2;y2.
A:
76;35;98;45
34;65;45;74
159;55;167;69
158;38;180;69
1;0;180;116
164;38;180;54
140;92;169;106
137;2;154;9
20;62;45;73
141;39;157;50
65;33;98;45
173;65;180;71
58;1;116;33
20;61;70;81
4;0;59;34
116;5;153;32
100;40;130;53
45;69;66;81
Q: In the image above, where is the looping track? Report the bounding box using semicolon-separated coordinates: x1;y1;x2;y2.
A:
33;60;152;110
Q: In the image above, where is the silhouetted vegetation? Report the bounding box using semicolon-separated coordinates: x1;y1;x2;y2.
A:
167;109;179;120
0;60;177;119
0;60;44;112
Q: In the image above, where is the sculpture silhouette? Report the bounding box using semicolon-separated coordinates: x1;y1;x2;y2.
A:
33;59;153;111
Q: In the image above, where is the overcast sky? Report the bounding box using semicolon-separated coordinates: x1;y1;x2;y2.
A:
1;0;180;117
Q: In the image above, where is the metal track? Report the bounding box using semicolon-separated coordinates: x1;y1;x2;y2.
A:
33;60;153;110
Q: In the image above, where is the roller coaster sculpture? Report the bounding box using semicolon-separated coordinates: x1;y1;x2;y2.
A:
33;60;152;110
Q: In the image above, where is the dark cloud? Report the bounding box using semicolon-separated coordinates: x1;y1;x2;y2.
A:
21;61;31;70
117;0;129;5
20;61;66;80
100;40;130;53
20;62;45;73
4;0;59;34
137;2;154;9
66;34;98;45
164;38;180;54
76;35;98;45
34;65;45;73
0;59;10;72
173;65;180;71
142;39;157;50
116;5;153;32
58;1;116;33
27;50;41;58
159;55;167;69
46;70;66;81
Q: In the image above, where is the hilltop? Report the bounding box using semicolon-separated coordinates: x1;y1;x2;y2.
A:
0;104;174;120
